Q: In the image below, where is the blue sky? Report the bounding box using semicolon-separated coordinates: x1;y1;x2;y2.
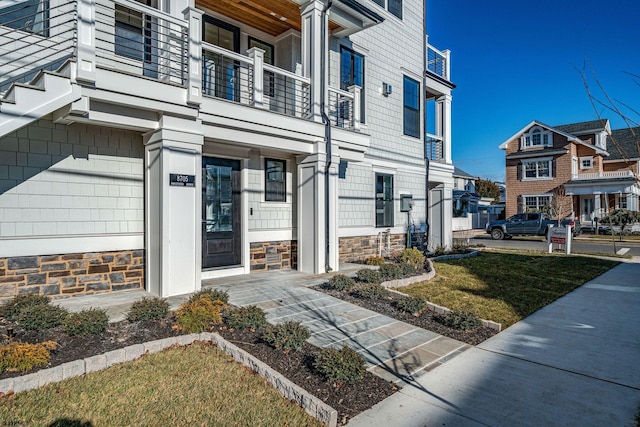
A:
426;0;640;182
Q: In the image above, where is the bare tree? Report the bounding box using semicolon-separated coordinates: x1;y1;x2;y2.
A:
546;185;573;220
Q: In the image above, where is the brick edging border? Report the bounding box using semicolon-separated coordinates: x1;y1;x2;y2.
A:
0;333;338;427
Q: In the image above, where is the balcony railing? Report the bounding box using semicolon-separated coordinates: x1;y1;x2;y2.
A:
426;42;450;81
571;170;636;180
327;86;360;130
425;134;444;162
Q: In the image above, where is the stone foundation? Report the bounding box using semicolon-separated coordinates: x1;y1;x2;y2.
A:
250;241;297;271
0;250;145;301
339;234;407;263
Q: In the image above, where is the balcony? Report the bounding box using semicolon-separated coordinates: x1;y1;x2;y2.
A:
571;170;636;181
0;0;362;130
426;40;450;81
425;134;444;162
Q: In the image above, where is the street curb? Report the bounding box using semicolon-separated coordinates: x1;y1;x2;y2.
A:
0;333;338;427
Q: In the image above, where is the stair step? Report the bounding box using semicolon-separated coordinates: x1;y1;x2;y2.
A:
1;83;46;104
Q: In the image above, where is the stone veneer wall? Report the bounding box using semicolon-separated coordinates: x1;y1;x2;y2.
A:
0;250;144;300
250;241;297;271
339;234;407;263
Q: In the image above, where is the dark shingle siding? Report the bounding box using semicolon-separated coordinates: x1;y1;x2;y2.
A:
606;127;640;160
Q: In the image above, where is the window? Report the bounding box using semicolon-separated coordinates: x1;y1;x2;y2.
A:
521;126;552;149
340;47;365;123
0;0;48;36
371;0;402;19
375;173;394;227
403;76;420;138
523;159;551;179
524;195;551;212
616;194;628;209
115;0;156;62
265;158;286;202
248;37;275;97
580;156;593;169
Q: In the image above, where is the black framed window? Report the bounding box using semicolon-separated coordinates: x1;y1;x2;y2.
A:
403;75;420;138
114;0;155;62
340;47;365;123
265;158;286;202
388;0;402;19
375;173;393;227
248;37;275;97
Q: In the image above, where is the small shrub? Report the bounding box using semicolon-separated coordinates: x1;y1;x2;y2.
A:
399;247;425;270
262;321;310;353
0;341;57;373
365;256;385;266
355;283;388;300
355;268;381;284
127;297;170;321
379;263;402;281
399;263;417;276
63;308;109;336
395;295;426;314
17;304;68;331
175;298;226;333
188;288;229;304
326;275;356;291
314;345;366;385
431;246;446;257
224;306;266;330
441;310;482;330
0;294;51;320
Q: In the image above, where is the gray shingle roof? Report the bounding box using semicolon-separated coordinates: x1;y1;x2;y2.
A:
453;166;476;179
555;119;608;134
606;127;640;161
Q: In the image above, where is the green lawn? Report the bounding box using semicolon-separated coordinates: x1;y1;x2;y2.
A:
401;251;619;328
0;342;323;427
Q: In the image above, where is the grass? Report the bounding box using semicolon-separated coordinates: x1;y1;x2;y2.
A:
0;342;323;427
401;250;619;328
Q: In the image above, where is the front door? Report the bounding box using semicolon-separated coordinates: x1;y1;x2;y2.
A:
581;197;595;223
202;157;241;269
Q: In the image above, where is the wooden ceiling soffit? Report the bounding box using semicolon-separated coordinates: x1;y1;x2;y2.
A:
197;0;341;37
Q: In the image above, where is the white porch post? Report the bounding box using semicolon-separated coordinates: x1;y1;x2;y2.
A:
594;194;602;222
300;0;326;122
348;85;361;131
248;47;265;109
144;116;203;297
76;0;96;84
183;7;203;106
435;94;452;164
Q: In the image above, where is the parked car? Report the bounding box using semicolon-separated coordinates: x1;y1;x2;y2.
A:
486;213;581;240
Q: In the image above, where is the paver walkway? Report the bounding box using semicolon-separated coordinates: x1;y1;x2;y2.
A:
57;265;468;384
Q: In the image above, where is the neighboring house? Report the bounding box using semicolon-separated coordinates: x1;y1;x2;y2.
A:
452;166;479;216
500;119;640;226
0;0;455;299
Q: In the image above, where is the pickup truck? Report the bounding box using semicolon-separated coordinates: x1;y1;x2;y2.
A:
486;213;581;240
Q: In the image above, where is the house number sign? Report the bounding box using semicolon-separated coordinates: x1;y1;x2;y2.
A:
169;174;195;187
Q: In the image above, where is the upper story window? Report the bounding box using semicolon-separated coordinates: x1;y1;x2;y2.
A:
403;76;420;138
115;0;156;62
523;158;551;180
0;0;48;36
340;47;365;123
265;158;286;202
579;156;593;169
521;126;552;149
371;0;402;19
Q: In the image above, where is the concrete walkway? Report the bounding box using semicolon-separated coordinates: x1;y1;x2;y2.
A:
348;260;640;427
56;265;468;384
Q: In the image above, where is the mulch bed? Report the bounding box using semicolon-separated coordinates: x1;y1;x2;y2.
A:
313;287;497;346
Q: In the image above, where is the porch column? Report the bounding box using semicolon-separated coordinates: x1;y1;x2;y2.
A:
300;0;327;122
436;94;452;164
296;150;339;274
594;194;602;220
144;116;203;297
442;182;453;249
184;7;203;106
75;0;96;84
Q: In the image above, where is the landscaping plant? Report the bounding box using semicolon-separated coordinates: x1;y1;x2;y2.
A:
326;274;356;291
127;297;170;321
379;263;402;280
187;288;230;304
0;341;57;373
355;283;388;300
399;247;425;270
365;256;385;266
441;310;481;330
262;321;310;353
175;298;226;333
63;308;109;336
395;295;426;315
314;345;366;386
223;305;267;330
355;268;381;284
17;304;68;331
0;294;51;320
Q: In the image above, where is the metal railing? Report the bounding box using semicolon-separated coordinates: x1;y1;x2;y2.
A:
202;43;253;104
327;87;354;129
425;134;444;161
572;170;635;180
0;0;76;91
426;43;449;81
95;0;188;85
263;63;310;117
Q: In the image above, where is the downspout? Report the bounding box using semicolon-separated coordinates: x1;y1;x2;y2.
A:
321;0;333;272
423;4;430;253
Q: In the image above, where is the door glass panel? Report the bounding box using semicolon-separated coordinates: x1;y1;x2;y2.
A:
205;165;233;232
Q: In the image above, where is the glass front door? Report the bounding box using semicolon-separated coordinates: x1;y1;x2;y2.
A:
581;197;595;223
202;157;241;269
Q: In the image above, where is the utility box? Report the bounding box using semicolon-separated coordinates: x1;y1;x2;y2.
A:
400;194;413;212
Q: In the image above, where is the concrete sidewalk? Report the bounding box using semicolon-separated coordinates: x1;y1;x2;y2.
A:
348;260;640;427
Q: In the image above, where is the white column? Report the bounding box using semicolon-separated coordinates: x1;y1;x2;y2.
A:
144;116;203;297
436;94;453;164
248;47;265;109
300;0;326;122
594;194;602;221
76;0;96;84
443;49;451;81
442;182;454;249
348;85;361;131
183;7;203;106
